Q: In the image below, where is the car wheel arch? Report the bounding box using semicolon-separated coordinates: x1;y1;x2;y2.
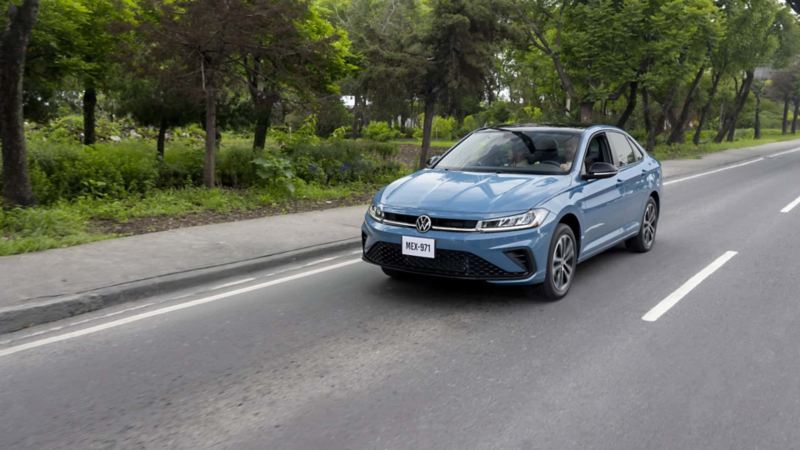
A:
557;212;582;259
649;191;660;209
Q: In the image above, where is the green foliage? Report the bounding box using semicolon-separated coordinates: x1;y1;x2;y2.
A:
27;141;159;203
362;121;401;141
0;205;107;255
413;115;457;141
285;139;401;185
253;153;296;195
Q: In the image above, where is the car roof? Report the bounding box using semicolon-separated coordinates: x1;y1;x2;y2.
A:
475;123;622;134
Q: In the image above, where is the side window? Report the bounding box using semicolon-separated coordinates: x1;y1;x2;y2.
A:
582;133;613;172
627;137;645;162
607;132;637;168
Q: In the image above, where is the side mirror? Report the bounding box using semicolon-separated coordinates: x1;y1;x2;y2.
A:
426;155;441;167
583;162;618;180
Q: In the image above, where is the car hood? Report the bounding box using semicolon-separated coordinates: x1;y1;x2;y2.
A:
377;169;570;216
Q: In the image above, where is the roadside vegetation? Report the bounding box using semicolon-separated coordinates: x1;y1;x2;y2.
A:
4;0;800;255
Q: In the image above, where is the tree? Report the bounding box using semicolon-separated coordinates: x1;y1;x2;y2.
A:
417;0;507;168
22;0;135;144
140;0;254;187
323;0;428;135
713;0;782;143
0;0;39;207
241;1;353;149
114;64;200;159
768;66;800;134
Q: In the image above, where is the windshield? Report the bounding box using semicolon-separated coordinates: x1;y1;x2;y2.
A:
435;129;582;174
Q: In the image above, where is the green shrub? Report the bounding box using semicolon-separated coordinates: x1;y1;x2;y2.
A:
363;121;401;142
253;152;296;194
285;139;402;185
28;141;158;202
158;144;204;188
412;115;457;141
217;146;260;188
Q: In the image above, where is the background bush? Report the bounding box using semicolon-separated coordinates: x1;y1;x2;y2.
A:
362;121;401;142
15;135;404;205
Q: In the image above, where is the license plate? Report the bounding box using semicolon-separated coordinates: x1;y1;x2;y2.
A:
401;236;435;259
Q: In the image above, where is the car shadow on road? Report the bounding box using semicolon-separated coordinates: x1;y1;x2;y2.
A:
369;244;637;310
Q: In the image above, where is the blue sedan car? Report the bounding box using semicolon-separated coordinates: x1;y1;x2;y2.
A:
362;124;662;299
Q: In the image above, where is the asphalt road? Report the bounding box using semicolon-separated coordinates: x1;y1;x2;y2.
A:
2;149;800;449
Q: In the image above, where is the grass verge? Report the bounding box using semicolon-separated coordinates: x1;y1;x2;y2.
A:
652;130;800;160
0;180;396;256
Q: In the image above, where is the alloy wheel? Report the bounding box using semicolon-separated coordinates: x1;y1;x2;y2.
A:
552;234;575;292
642;202;657;248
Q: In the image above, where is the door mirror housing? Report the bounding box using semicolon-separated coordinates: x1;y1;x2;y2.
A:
427;155;441;167
583;162;618;180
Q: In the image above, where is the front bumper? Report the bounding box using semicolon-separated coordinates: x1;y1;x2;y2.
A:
361;214;554;285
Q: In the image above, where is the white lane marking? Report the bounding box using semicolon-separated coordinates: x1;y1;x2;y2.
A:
664;158;764;186
767;147;800;158
303;256;337;267
642;251;738;322
211;278;255;290
0;259;362;358
781;195;800;213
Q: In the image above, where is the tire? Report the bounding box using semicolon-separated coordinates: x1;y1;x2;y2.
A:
541;223;578;300
626;197;658;253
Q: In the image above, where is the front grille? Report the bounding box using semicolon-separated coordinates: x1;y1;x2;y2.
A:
383;212;477;230
365;242;531;280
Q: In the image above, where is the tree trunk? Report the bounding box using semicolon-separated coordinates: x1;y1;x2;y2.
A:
352;93;364;137
203;85;216;188
157;118;167;160
551;52;576;115
0;0;39;207
253;113;270;150
693;71;723;145
667;65;705;145
579;101;593;124
82;84;97;145
418;94;436;169
782;97;790;135
248;82;277;150
642;88;656;152
793;100;799;134
616;81;638;129
754;93;761;140
715;70;754;143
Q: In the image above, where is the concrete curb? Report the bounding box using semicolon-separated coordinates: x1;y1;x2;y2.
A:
0;237;362;335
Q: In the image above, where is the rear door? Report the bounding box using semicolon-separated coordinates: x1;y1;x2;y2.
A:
606;131;648;233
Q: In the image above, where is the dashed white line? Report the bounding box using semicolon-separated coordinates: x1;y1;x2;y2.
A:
642;251;738;322
0;259;362;358
664;158;765;186
780;195;800;213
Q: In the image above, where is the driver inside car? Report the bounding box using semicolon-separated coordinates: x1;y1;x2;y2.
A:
507;140;533;167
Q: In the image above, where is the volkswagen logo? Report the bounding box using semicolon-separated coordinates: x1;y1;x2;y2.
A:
415;215;432;233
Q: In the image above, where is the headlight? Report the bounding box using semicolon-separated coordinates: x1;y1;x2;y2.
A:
368;203;384;222
477;209;547;232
